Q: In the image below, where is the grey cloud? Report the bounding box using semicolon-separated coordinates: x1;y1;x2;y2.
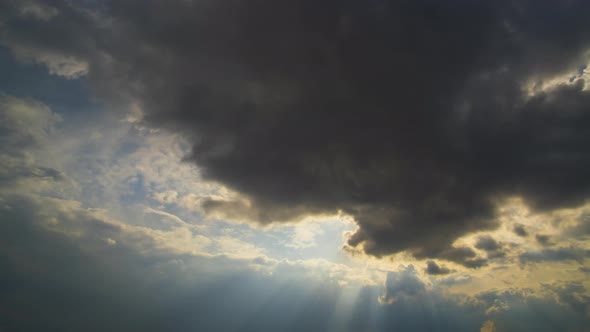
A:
543;282;590;316
568;210;590;236
476;235;501;252
513;224;528;237
475;235;507;260
427;246;488;269
461;258;489;269
3;0;590;264
425;260;452;275
535;234;551;246
476;288;590;331
0;194;163;331
382;265;425;303
520;247;590;264
380;267;590;331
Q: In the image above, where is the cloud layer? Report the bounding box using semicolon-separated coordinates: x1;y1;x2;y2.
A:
2;0;590;264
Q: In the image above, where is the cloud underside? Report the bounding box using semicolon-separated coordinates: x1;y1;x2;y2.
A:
3;0;590;264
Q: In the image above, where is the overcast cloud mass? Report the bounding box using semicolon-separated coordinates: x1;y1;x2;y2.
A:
1;0;590;330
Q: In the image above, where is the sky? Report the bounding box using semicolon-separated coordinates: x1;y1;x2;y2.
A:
1;1;590;331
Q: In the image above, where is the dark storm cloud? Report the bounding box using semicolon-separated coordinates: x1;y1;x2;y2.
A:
3;0;590;262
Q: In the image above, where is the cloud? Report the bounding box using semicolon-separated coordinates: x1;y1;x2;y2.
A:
535;234;551;246
544;281;590;316
513;224;528;237
476;236;501;252
378;267;590;331
428;246;489;269
0;95;64;190
3;0;590;266
0;189;588;331
438;274;473;287
9;45;88;78
380;265;426;303
14;1;59;21
480;320;497;332
475;235;507;259
284;220;325;249
520;247;590;264
3;88;589;330
425;260;453;275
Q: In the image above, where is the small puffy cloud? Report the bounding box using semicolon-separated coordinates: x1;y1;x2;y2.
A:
535;234;551;246
425;260;452;275
475;236;501;252
513;224;528;237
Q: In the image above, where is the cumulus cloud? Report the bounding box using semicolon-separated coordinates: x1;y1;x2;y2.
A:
3;0;590;265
